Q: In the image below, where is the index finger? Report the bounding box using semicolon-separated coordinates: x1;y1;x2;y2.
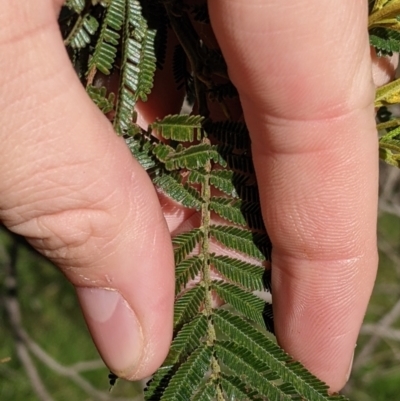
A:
209;0;378;391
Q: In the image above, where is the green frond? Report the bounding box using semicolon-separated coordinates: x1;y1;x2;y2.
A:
175;256;203;294
216;342;292;401
65;14;99;49
210;225;267;260
187;170;207;185
88;0;125;75
210;254;264;292
113;0;157;134
145;365;176;401
160;346;212;401
211;196;264;230
151;115;204;142
86;85;115;113
213;309;274;357
146;317;209;400
172;229;203;265
153;174;202;210
130;28;157;101
209;170;239;198
166;315;208;365
210;197;246;226
370;27;400;55
154;142;227;171
174;285;205;327
212;281;266;327
213;310;349;401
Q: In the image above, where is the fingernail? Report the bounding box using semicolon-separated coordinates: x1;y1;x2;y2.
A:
346;350;355;382
76;287;143;377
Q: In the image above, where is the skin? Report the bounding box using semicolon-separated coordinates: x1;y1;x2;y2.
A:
0;0;395;393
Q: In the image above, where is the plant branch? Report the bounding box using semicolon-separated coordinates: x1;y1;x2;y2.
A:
2;240;54;401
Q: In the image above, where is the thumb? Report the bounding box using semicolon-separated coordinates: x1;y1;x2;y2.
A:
0;1;174;379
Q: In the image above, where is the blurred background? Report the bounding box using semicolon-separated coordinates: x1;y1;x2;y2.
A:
0;164;399;401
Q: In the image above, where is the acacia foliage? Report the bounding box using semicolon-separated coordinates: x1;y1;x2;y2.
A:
60;0;400;399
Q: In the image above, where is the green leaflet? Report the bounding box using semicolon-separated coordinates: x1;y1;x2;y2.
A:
125;133;157;170
175;256;203;294
65;13;99;49
113;0;157;134
210;254;264;291
159;345;213;401
88;0;125;75
153;174;202;210
220;375;260;401
210;197;247;226
209;170;240;198
86;85;115;113
173;285;205;327
165;315;208;366
191;381;217;401
154;142;227;171
213;310;349;401
377;118;400;166
151;115;204;142
65;0;85;13
210;225;268;261
216;341;291;401
172;229;203;265
146;317;209;400
212;281;266;327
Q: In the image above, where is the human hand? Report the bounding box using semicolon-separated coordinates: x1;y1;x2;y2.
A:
0;0;396;394
0;0;181;381
209;0;397;392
